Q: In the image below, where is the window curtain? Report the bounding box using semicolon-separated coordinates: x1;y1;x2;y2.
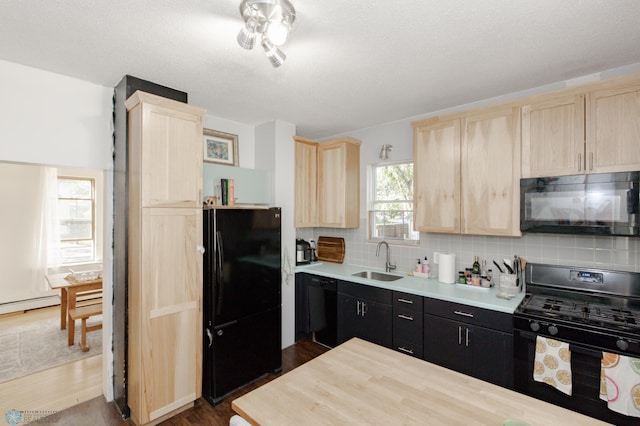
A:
32;167;60;292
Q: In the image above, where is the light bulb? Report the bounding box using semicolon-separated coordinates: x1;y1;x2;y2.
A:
266;20;289;46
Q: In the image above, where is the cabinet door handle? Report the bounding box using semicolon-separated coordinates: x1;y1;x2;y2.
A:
589;152;594;171
362;301;367;316
578;153;582;172
466;328;470;347
398;346;414;355
357;300;361;316
454;310;474;318
397;298;414;304
397;314;414;321
458;326;462;345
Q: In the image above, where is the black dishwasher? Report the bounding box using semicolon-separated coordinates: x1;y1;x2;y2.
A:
295;273;337;348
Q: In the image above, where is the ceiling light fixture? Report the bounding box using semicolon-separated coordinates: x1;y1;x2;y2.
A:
236;0;296;68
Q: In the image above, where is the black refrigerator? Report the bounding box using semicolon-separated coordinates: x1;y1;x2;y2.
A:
202;207;282;405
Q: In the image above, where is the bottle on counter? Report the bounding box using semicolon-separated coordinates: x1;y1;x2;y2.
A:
422;256;430;277
415;259;422;272
472;256;480;275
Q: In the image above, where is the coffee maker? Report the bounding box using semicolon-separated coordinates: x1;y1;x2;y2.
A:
308;239;318;262
296;239;311;265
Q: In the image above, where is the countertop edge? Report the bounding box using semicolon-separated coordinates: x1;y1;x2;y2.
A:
295;262;524;314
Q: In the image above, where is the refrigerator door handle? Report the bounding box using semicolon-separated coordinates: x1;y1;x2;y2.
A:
206;327;213;348
215;230;224;315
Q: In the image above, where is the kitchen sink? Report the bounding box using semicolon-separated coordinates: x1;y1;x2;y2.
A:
352;271;403;282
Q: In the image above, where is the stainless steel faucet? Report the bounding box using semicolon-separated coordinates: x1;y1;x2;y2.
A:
376;240;396;272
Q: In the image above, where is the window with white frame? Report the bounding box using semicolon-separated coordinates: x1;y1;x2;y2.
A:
57;176;95;263
368;161;419;243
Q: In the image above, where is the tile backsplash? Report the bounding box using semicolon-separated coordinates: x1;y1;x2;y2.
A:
297;220;640;274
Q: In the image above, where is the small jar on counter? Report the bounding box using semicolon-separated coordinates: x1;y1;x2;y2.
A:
471;273;481;286
458;271;466;284
465;268;473;284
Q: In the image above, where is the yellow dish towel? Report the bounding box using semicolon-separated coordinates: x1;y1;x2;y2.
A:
600;352;640;418
533;336;572;395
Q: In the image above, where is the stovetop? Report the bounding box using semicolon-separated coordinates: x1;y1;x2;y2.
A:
515;263;640;337
517;293;640;333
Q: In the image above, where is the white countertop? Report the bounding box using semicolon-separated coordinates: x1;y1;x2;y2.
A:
295;262;525;314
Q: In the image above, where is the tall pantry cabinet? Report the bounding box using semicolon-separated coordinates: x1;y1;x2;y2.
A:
125;91;206;425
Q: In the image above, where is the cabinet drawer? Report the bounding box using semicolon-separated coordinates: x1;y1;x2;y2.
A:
423;297;512;333
393;312;422;343
393;291;423;314
393;338;423;359
338;280;392;305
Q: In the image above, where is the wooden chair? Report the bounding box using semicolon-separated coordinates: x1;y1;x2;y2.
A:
68;303;102;351
66;282;103;351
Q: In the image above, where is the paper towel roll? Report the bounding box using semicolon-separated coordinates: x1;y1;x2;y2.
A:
437;253;456;284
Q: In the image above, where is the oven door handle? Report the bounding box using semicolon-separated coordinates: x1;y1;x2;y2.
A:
517;329;604;358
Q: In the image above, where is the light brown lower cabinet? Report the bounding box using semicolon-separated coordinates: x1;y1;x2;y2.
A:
128;208;203;425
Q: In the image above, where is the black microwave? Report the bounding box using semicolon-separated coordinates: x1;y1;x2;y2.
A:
520;171;640;236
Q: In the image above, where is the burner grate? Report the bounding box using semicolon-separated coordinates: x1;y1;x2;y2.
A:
590;305;639;329
520;295;640;332
523;297;588;320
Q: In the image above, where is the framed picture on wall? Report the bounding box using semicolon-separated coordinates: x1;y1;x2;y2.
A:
203;128;239;166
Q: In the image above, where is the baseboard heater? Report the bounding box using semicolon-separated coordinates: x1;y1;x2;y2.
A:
0;296;59;315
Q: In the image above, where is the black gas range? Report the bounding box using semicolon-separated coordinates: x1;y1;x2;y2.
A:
513;263;640;425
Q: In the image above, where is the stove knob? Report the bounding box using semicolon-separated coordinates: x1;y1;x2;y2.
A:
547;325;558;336
530;322;540;332
616;339;629;351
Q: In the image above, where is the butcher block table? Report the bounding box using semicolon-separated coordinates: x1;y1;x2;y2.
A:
232;338;608;425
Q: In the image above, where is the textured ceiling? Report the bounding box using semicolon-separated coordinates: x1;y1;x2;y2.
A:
1;0;640;139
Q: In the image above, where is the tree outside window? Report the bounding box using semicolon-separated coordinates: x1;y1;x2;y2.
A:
57;177;95;263
369;162;419;243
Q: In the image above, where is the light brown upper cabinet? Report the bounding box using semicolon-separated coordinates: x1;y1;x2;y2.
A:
128;93;204;207
294;137;318;227
461;107;521;236
318;137;361;228
126;91;205;425
522;74;640;178
413;118;461;233
521;94;585;177
587;81;640;173
294;136;361;228
413;106;521;236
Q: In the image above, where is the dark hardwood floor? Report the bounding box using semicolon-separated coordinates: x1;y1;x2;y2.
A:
48;339;328;426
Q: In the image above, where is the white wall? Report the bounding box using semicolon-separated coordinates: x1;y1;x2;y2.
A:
255;120;297;348
203;115;256;169
0;60;112;169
